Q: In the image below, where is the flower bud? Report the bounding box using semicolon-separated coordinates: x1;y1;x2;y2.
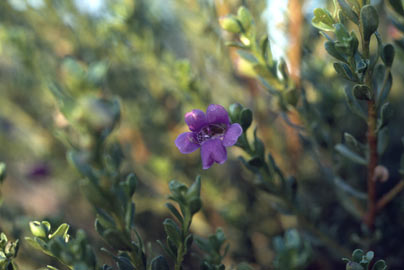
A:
240;108;253;131
188;197;202;215
373;165;389;182
186;176;201;200
229;103;243;123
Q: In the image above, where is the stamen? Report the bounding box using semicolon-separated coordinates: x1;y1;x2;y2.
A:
196;124;227;144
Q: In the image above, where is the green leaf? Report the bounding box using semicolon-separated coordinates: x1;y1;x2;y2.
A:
124;202;135;230
188;197;202;215
237;50;258;64
157;240;176;259
378;102;394;130
344;87;367;121
163;219;181;245
353;84;372;100
338;0;360;24
334;63;355;81
372;260;387;270
237;6;253;30
381;44;395;67
335;144;367;165
95;219;106;235
240;108;253;131
46;266;60;270
355;58;367;74
151;256;170;270
369;32;382;70
49;223;69;241
115;256;135;270
389;0;404;16
373;64;385;95
334;177;367;200
360;5;379;41
120;173;138;199
325;41;346;62
365;251;374;262
184;234;193;253
278;58;289;82
24;237;46;252
377;127;389;155
186;175;201;200
48;81;75;119
225;41;248;49
260;35;273;65
344;132;363;151
219;15;242;33
67;151;99;185
377;71;393;107
29;221;49;239
346;261;365;270
229;103;243;123
352;249;365;263
253;128;265;159
102;229;131;250
312;8;336;31
166;203;183;223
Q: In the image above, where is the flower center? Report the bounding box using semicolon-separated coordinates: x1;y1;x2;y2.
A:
196;124;227;144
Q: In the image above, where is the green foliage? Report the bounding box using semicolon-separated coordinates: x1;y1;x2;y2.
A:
360;5;379;42
312;8;336;32
52;89;146;269
196;228;228;270
1;0;404;269
159;176;202;270
220;6;296;110
26;222;96;270
0;233;19;270
272;229;311;269
343;249;387;270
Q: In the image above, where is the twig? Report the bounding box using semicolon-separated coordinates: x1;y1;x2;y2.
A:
376;180;404;211
364;101;378;229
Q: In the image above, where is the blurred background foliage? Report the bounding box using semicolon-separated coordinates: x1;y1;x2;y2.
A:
0;0;404;269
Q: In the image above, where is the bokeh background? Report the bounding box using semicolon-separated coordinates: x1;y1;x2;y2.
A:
1;0;404;269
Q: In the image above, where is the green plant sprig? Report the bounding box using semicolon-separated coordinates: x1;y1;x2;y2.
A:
25;221;96;270
0;232;19;270
156;176;202;270
48;85;146;270
312;0;400;229
220;6;298;111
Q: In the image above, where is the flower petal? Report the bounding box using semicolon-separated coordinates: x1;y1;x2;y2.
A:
185;109;207;132
223;123;243;147
206;104;230;125
201;138;227;169
175;132;200;154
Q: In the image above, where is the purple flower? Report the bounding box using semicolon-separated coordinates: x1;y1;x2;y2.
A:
175;104;243;169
